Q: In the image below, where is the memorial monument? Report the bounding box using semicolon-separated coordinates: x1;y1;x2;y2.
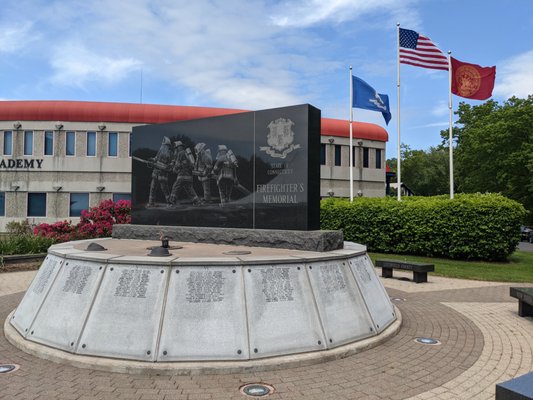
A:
5;104;398;373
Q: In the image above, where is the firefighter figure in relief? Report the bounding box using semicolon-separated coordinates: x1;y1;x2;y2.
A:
168;141;200;206
147;137;172;207
213;145;238;207
193;142;213;204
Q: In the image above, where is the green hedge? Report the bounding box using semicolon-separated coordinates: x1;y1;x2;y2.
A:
0;234;57;256
320;193;526;261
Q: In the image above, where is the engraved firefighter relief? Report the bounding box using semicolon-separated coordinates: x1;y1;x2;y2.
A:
134;138;250;208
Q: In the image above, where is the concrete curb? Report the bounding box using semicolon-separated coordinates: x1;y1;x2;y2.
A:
1;253;47;264
4;306;402;375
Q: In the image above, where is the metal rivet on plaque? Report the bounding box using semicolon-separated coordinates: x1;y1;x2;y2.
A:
237;350;242;355
31;331;34;335
110;267;114;271
99;266;102;270
254;348;258;353
82;344;86;349
370;327;374;332
318;340;321;345
70;342;74;346
232;269;236;273
66;262;69;266
309;266;312;270
147;351;151;355
161;270;164;273
297;266;300;270
163;351;167;356
176;270;179;273
329;339;333;343
248;269;252;273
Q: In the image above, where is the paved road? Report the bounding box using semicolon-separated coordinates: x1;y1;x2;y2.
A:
518;240;533;252
1;270;533;400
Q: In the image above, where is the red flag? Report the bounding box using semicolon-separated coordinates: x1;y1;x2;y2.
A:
451;57;496;100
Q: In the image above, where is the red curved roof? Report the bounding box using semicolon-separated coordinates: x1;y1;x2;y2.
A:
0;100;388;142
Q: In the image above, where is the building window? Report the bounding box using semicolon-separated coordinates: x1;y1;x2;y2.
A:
66;131;76;156
27;193;46;217
70;193;89;217
375;149;382;169
3;131;12;155
320;144;326;165
334;145;342;166
87;131;96;156
108;132;118;157
113;193;131;202
363;147;369;168
24;131;33;156
0;191;5;216
44;131;54;156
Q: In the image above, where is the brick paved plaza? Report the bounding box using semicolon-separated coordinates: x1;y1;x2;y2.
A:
1;270;532;400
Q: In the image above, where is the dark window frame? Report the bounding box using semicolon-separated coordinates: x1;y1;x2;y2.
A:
44;130;54;156
27;192;47;217
3;131;12;156
108;132;118;157
334;145;342;166
69;192;90;217
66;131;76;156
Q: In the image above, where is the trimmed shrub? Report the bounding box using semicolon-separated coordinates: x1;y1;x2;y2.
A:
321;193;526;261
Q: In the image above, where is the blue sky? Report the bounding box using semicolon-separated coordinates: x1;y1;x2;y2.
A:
1;0;532;158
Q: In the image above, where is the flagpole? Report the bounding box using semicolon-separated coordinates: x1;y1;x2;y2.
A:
349;66;354;201
396;23;401;201
448;51;454;199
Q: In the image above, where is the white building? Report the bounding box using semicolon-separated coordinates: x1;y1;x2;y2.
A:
0;100;388;231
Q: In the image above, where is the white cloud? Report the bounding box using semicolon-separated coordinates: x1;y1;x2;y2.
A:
431;100;449;117
0;22;36;53
50;43;141;87
494;50;533;99
270;0;416;28
2;0;421;110
411;121;448;129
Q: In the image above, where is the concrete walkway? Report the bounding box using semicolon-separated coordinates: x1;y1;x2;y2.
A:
1;269;532;400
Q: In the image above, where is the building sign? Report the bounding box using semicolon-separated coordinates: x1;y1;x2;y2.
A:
131;104;321;230
0;159;44;169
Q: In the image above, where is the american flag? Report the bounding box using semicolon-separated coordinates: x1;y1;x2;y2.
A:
399;28;448;71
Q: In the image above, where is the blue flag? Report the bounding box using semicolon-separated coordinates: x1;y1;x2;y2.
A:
352;76;391;125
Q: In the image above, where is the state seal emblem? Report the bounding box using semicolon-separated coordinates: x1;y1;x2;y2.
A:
259;118;301;159
455;65;481;98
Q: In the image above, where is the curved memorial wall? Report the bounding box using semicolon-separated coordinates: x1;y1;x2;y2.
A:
8;238;396;363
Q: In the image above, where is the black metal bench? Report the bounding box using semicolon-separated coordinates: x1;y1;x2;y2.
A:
376;259;434;283
496;371;533;399
510;287;533;317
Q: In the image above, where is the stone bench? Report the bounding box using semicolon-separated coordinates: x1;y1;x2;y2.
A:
376;259;434;284
496;371;533;399
510;287;533;317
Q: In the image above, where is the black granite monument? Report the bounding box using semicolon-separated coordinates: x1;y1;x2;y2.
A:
131;104;320;230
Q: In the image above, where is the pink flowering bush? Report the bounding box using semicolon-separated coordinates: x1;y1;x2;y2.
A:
33;220;78;242
33;199;131;243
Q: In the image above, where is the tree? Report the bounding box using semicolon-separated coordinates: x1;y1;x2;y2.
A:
386;144;450;196
401;145;450;196
442;96;533;222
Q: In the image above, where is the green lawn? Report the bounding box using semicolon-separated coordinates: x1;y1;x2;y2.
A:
368;250;533;283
